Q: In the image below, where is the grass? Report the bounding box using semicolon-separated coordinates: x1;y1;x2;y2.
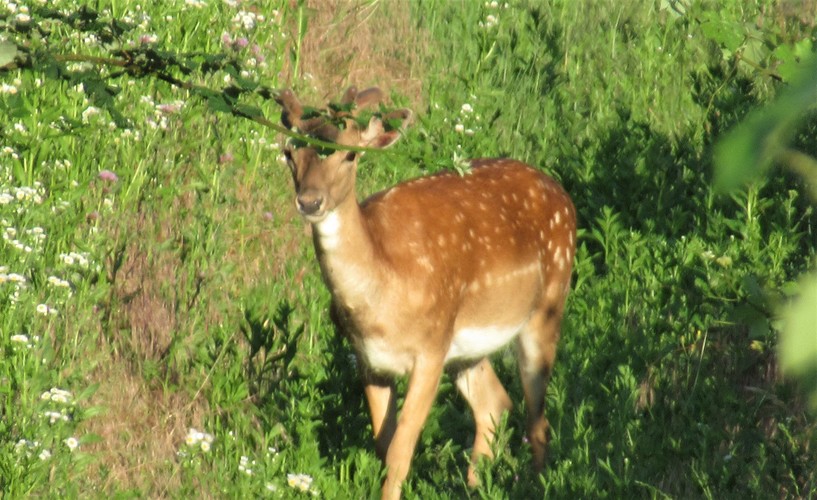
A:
1;0;816;498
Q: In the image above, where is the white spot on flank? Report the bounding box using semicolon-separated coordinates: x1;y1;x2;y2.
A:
417;256;434;271
554;211;562;224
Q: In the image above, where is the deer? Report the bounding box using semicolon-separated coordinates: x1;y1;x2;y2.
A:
274;87;576;500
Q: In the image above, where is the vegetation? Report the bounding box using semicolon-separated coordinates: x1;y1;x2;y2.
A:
1;0;815;498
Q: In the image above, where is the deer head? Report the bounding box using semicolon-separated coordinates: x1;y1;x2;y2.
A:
277;87;411;222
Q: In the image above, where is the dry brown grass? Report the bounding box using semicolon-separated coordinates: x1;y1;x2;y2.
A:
282;0;426;106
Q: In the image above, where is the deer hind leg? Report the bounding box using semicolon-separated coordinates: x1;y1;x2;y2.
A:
516;304;562;471
454;357;512;487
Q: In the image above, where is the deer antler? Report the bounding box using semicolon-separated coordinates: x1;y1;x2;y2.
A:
275;87;411;148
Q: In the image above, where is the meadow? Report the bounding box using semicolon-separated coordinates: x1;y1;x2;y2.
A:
1;0;816;498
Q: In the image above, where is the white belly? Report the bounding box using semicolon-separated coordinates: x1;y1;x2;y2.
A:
445;324;522;363
360;324;523;375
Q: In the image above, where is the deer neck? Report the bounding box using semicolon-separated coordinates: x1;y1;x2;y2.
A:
310;197;383;311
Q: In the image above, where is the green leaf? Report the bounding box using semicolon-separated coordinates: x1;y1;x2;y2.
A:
774;39;814;83
0;40;18;68
699;13;743;53
714;53;817;192
207;94;232;114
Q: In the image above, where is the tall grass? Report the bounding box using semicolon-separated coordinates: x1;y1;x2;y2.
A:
1;0;815;498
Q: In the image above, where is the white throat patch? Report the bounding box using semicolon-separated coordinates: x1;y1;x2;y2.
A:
315;211;342;250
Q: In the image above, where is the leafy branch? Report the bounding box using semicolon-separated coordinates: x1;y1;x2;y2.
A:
0;5;377;153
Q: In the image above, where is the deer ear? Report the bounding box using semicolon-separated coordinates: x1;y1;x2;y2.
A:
361;117;404;149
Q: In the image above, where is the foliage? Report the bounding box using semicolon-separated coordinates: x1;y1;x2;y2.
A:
714;52;817;412
1;0;816;498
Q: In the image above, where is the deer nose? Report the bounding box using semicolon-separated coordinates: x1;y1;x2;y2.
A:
296;194;323;216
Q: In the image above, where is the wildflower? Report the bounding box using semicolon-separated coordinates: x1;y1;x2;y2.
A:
11;334;29;344
38;449;51;461
287;473;314;493
184;427;214;451
0;83;18;94
98;170;119;182
47;276;71;288
82;106;101;122
43;410;70;424
64;437;79;451
461;103;473;114
7;273;26;283
156;101;183;114
139;34;158;44
14;439;30;453
238;455;254;475
715;255;733;268
454;123;465;134
266;482;278;492
41;387;73;404
36;303;57;315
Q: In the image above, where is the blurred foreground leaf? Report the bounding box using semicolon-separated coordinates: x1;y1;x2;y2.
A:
714;53;817;192
715;52;817;412
779;272;817;412
0;40;18;68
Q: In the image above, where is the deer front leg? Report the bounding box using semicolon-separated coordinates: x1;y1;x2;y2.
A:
381;356;444;500
363;373;397;460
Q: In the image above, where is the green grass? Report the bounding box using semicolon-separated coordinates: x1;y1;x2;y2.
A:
1;0;816;498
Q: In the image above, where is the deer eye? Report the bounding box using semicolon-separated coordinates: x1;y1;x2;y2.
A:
344;151;357;162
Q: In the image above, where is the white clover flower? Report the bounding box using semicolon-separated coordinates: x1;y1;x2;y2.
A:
36;303;50;315
7;273;25;283
41;387;73;404
454;123;465;133
185;427;202;445
238;455;255;475
64;437;79;451
81;106;101;122
716;256;733;268
461;103;473;114
47;276;71;288
11;334;29;344
287;473;314;492
38;449;51;461
14;439;29;453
